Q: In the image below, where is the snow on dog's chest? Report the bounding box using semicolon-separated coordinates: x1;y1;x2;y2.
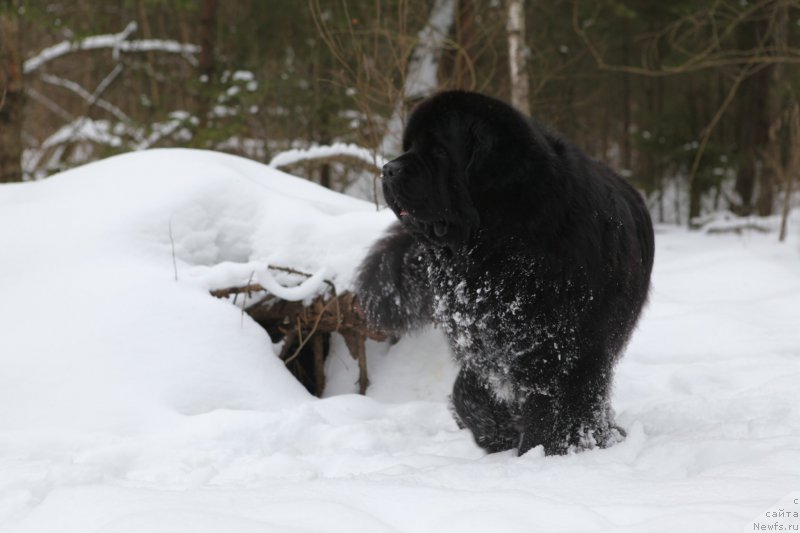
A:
430;270;535;370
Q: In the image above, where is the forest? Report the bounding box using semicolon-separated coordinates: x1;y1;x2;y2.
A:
2;3;800;532
2;0;799;226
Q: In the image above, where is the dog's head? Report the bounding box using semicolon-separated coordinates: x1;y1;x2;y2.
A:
382;91;552;249
382;98;496;248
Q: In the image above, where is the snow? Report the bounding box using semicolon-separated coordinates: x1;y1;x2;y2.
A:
1;148;800;532
41;118;124;149
269;142;387;171
256;264;330;302
23;22;199;75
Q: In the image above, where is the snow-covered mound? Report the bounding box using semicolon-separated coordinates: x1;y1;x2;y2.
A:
0;148;392;434
1;149;799;532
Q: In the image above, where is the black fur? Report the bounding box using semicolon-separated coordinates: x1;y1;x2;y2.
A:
355;91;654;456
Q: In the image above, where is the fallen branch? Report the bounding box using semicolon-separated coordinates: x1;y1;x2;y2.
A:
210;282;386;396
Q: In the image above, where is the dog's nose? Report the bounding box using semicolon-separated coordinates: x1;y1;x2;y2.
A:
382;160;402;180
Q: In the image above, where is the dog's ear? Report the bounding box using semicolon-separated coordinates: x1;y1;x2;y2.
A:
445;182;481;249
465;119;495;181
442;211;480;251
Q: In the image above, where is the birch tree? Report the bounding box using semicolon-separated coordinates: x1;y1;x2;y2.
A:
506;0;529;115
380;0;455;158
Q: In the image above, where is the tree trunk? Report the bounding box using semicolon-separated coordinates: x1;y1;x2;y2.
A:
733;16;773;216
198;0;218;82
196;0;218;135
778;104;799;243
621;19;631;173
756;5;788;217
0;1;23;183
687;76;701;222
136;0;161;112
778;165;794;243
734;65;773;216
452;0;477;90
506;0;529;115
380;0;455;157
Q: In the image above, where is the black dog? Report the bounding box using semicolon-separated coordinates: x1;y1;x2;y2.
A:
356;91;654;455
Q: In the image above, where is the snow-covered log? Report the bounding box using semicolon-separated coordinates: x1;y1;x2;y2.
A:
211;277;387;396
269;142;387;172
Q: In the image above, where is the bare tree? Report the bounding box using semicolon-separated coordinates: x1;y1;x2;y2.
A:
20;20;200;178
0;0;23;183
311;0;455;203
380;0;455;157
196;0;219;136
506;0;529;115
573;0;800;221
761;100;800;243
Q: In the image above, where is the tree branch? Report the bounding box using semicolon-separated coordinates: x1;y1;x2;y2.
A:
571;1;800;77
23;21;200;75
686;65;754;188
39;74;130;122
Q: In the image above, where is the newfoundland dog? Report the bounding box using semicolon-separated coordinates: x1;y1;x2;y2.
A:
355;91;654;455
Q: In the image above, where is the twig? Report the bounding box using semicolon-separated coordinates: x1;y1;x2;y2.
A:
267;264;312;277
39;73;130;122
266;264;337;294
686;66;753;190
206;268;335;300
241;271;255;327
25;87;73;121
210;283;267;298
209;280;386;397
65;64;125;146
23;21;200;74
284;297;337;365
168;217;178;281
571;1;799;77
90;64;125;105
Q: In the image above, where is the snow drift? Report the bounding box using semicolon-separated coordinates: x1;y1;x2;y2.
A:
1;149;799;532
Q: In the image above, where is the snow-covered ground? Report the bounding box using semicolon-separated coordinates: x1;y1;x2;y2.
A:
1;149;799;533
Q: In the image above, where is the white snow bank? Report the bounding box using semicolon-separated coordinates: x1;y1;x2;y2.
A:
1;150;800;532
0;148;392;436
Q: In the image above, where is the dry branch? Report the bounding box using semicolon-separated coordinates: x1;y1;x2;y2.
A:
571;2;800;77
23;21;199;75
210;282;386;396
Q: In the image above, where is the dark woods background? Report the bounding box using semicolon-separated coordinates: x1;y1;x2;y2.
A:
1;0;799;225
